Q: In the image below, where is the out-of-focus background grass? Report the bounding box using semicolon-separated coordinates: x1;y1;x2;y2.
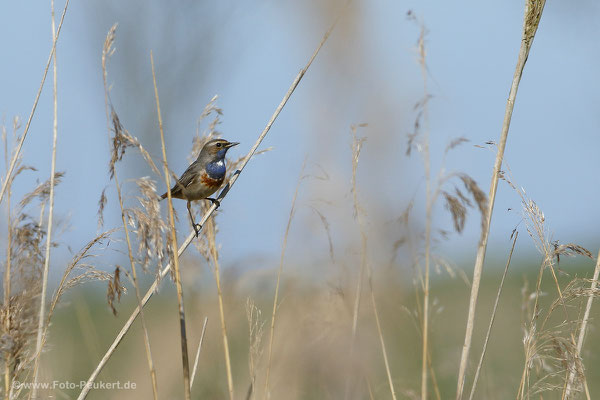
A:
46;260;600;399
2;0;600;399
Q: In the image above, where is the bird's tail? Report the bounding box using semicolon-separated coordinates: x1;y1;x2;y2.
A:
159;192;167;200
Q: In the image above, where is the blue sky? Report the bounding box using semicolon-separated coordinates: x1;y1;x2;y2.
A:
1;0;598;277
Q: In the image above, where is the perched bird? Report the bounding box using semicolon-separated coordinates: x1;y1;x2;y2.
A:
160;138;239;236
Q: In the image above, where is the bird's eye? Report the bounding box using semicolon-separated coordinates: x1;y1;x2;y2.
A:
216;142;222;148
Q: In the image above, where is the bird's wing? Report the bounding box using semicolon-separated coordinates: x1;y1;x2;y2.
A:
161;162;201;199
172;162;199;191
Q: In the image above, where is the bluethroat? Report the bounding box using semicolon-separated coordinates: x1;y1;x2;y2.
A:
160;138;239;236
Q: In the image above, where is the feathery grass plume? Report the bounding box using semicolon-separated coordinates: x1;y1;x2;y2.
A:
552;243;593;265
194;95;222;143
29;228;119;397
458;174;488;233
431;254;471;285
103;23;159;180
442;192;466;233
107;266;124;316
126;177;168;274
108;110;160;179
0;292;38;399
2;122;34;392
53;230;117;304
501;171;594;399
390;200;414;267
310;207;335;263
444;137;469;154
97;187;107;229
0;171;49;396
19;172;65;209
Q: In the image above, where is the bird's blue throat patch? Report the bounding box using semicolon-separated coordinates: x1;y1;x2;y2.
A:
205;160;226;179
217;148;228;159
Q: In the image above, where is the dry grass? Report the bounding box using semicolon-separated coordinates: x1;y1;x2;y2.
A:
263;159;305;400
103;24;159;400
456;1;547;398
349;126;397;400
496;171;595;399
151;51;191;400
3;2;600;400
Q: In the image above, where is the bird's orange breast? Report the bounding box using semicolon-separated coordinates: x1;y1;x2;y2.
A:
200;172;224;189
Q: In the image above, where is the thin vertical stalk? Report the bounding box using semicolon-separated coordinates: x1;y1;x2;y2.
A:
347;129;397;400
151;53;191;400
344;239;366;400
344;131;368;400
517;250;547;400
456;2;546;398
0;0;69;206
406;208;442;400
190;317;209;389
263;160;305;399
205;217;234;400
366;262;397;400
102;27;158;399
3;133;12;400
31;2;60;394
468;232;518;400
565;249;600;398
416;22;432;400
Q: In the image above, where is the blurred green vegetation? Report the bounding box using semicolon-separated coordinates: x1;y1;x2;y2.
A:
39;256;600;399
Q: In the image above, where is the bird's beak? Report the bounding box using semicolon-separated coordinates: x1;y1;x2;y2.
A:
225;141;240;148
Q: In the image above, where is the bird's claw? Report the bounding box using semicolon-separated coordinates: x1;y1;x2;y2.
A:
193;223;202;238
207;197;220;208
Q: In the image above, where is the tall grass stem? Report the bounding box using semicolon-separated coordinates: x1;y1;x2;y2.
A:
205;216;235;400
565;249;600;398
31;2;60;395
190;317;209;389
455;2;546;398
151;52;191;400
468;232;518;400
0;0;69;206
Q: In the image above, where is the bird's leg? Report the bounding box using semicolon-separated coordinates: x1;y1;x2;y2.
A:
187;201;201;237
206;197;220;208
